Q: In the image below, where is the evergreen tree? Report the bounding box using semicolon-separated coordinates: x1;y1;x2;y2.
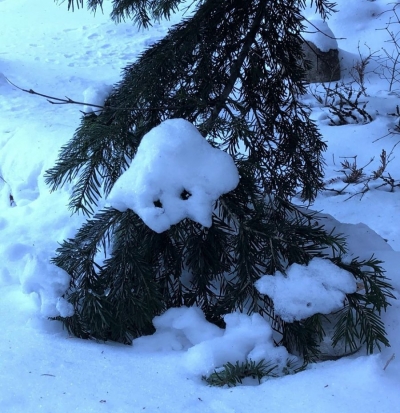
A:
48;0;394;361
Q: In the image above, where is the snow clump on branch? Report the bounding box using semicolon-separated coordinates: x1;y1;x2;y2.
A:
255;258;357;322
107;118;240;233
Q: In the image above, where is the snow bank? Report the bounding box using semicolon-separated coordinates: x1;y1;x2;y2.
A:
108;118;239;233
317;213;394;259
255;258;357;322
0;123;84;318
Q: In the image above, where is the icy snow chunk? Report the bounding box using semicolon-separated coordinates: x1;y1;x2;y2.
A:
302;19;337;52
107;118;239;233
183;312;289;376
255;258;357;322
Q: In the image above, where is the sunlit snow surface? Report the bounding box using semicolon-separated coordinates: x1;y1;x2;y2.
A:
108;118;239;232
0;0;400;412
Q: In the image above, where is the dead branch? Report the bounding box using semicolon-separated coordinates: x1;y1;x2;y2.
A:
6;78;187;113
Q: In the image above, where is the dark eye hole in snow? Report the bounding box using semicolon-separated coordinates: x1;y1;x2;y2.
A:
180;189;192;200
153;190;191;208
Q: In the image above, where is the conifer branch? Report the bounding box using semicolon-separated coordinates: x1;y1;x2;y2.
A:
203;359;279;387
46;0;393;362
202;0;267;134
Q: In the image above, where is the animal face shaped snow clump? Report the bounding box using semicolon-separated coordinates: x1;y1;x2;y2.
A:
107;118;239;233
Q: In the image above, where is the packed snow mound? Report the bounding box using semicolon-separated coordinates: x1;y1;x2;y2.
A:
133;306;223;352
183;311;289;376
134;307;289;376
108;118;239;233
255;258;357;322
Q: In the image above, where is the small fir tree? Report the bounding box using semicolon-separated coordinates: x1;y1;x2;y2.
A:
48;0;394;360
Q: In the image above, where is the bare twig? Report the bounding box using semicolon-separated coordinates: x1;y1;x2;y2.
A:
374;3;400;92
6;78;187;113
6;77;104;109
308;80;373;125
383;353;395;371
324;143;400;198
350;43;378;97
302;17;346;41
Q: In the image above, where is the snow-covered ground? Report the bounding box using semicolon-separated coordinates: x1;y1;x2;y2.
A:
0;0;399;411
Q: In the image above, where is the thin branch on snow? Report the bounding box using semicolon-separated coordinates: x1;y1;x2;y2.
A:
6;77;104;109
383;353;395;371
5;78;187;113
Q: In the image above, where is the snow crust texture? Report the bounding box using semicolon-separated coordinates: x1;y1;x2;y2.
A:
108;118;239;232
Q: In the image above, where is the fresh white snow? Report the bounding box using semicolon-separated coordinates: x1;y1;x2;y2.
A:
82;83;113;114
255;258;357;322
0;0;400;412
108;118;239;233
134;307;290;377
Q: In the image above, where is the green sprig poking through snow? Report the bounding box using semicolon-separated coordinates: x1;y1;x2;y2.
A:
203;358;304;387
330;256;396;354
203;359;279;387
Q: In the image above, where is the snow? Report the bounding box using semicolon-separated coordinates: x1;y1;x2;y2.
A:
133;306;224;352
20;254;72;318
135;307;289;376
303;19;338;52
108;118;239;233
183;312;289;377
82;84;113;114
0;0;400;412
55;296;75;318
255;258;357;322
